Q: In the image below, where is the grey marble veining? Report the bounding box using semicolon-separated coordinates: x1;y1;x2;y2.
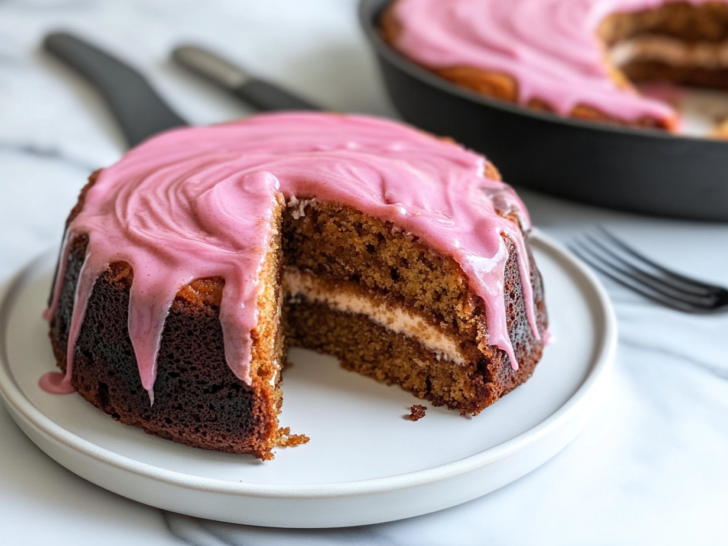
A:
1;1;728;544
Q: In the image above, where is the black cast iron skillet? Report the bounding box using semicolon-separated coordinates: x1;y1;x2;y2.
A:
360;0;728;222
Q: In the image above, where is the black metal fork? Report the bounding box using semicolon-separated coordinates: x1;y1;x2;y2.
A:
569;227;728;314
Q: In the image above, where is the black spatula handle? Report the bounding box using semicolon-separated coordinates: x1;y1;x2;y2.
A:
43;32;187;147
172;45;321;112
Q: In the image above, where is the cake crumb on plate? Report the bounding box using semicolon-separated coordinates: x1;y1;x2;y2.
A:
405;405;427;421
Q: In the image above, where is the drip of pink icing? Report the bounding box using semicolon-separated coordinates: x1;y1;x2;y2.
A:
41;113;540;401
39;371;75;394
391;0;720;124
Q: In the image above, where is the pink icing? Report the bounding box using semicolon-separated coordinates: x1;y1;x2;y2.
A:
38;371;75;394
636;82;684;106
391;0;720;124
42;113;540;402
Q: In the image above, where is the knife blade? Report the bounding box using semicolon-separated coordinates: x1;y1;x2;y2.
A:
172;44;321;112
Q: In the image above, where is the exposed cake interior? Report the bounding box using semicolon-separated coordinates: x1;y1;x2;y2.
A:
43;113;547;460
602;2;728;91
281;200;546;417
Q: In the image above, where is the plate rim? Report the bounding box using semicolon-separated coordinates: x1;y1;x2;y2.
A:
0;230;617;500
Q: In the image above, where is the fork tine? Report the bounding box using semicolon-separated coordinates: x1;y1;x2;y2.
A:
596;226;718;291
569;243;710;313
584;233;715;298
575;241;715;308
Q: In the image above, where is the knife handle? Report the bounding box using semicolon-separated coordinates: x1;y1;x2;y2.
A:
234;79;320;112
172;45;321;112
43;31;187;148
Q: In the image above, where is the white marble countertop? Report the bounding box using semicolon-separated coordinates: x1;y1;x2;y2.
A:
1;0;728;544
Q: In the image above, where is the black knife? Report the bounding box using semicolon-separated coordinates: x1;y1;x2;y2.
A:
171;44;320;112
42;32;320;149
43;31;188;147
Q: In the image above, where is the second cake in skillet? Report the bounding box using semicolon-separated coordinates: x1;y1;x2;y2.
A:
382;0;728;131
42;113;548;460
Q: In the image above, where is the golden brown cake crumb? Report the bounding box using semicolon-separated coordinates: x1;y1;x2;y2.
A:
275;426;310;448
405;405;427;421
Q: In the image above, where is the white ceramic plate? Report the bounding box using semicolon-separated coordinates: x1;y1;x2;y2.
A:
0;231;615;528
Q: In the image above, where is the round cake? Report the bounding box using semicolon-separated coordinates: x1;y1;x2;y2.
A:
381;0;728;131
42;113;548;460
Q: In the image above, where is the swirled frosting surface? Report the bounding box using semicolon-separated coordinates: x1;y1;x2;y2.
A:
42;113;539;401
391;0;719;123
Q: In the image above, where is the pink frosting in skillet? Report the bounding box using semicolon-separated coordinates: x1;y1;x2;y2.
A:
391;0;721;124
41;112;540;402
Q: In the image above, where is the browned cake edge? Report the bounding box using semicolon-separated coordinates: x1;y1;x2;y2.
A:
49;200;291;460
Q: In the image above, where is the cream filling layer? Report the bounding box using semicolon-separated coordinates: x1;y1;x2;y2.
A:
611;36;728;69
283;269;467;365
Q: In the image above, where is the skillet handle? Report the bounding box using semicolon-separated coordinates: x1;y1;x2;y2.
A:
43;31;187;148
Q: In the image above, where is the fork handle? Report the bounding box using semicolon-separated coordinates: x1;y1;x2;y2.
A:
43;31;188;148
